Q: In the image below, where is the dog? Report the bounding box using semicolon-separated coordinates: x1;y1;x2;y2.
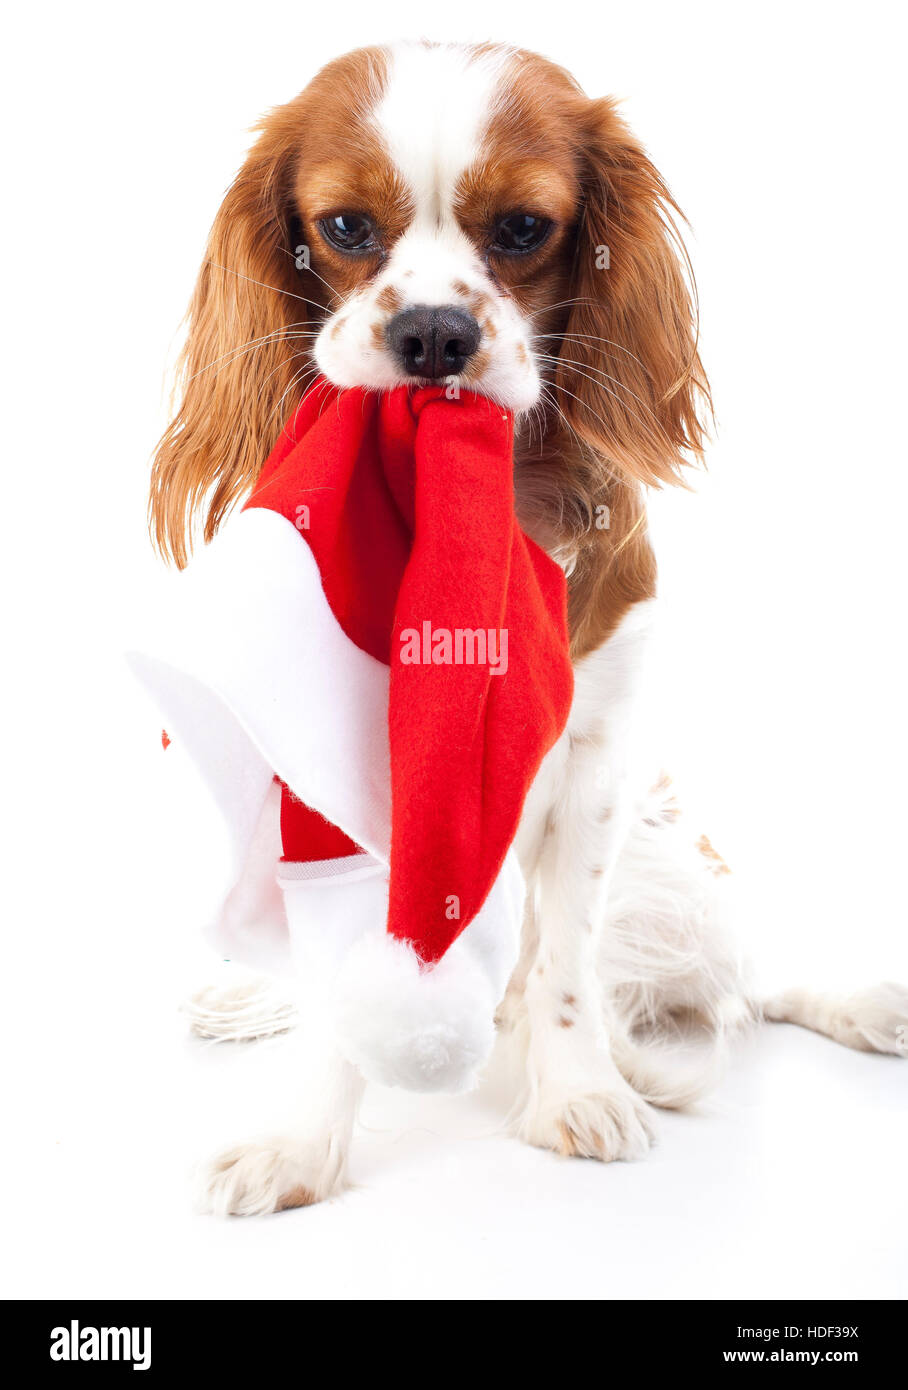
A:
148;40;907;1215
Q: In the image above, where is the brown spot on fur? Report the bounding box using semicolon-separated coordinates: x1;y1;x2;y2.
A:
276;1184;316;1211
696;833;731;876
562;993;576;1007
556;1119;602;1158
369;320;386;350
467;290;491;321
465;346;491;381
452;278;471;297
375;284;402;313
569;728;603;751
516;342;528;364
598;805;613;822
590;865;604;877
652;771;681;821
481;317;497;340
558;1015;574;1029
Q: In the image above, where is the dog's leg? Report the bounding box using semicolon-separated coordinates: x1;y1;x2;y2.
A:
764;984;908;1054
195;992;364;1217
513;607;658;1161
515;741;654;1159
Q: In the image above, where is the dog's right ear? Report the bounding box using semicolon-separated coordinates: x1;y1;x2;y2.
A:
149;105;314;567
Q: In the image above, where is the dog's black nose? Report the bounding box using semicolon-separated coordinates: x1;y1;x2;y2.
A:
386;305;480;378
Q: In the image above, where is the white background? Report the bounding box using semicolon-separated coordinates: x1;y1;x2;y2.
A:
2;0;905;1300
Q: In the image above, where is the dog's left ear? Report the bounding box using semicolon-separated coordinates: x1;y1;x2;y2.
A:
557;99;711;486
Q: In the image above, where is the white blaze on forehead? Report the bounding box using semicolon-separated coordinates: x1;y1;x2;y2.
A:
373;42;512;225
315;42;540;412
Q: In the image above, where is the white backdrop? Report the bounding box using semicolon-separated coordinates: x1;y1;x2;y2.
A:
2;0;905;1301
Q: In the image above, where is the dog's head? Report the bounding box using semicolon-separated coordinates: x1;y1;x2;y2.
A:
151;41;708;566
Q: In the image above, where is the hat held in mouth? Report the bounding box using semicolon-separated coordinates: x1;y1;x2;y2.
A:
130;378;573;1091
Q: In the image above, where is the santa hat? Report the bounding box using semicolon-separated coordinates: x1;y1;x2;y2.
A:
129;379;573;1091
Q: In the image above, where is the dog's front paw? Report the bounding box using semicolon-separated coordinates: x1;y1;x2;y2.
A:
195;1136;345;1217
517;1084;655;1162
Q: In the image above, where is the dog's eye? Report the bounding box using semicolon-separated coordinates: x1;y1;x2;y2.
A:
319;214;376;252
492;214;552;254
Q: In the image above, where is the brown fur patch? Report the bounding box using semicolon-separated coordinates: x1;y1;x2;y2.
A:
652;771;682;821
696;833;731;876
485;53;710;658
275;1184;316;1211
464;346;491;382
466;290;490;320
375;284;402;313
556;1119;601;1158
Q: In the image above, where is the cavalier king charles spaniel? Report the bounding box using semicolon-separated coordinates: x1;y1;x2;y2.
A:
149;41;906;1216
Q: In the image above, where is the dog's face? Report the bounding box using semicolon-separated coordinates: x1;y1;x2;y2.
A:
300;46;579;411
151;41;707;568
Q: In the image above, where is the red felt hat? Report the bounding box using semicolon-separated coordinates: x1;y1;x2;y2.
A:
130;378;573;1091
247;379;574;967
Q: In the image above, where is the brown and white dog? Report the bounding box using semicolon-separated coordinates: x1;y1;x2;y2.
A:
149;41;907;1216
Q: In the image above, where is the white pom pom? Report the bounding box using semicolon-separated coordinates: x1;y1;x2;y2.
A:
331;931;497;1092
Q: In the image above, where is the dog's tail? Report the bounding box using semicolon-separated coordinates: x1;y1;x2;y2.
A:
762;982;908;1055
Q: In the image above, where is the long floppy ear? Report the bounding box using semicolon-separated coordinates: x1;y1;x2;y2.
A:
556;99;711;487
149;107;315;567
